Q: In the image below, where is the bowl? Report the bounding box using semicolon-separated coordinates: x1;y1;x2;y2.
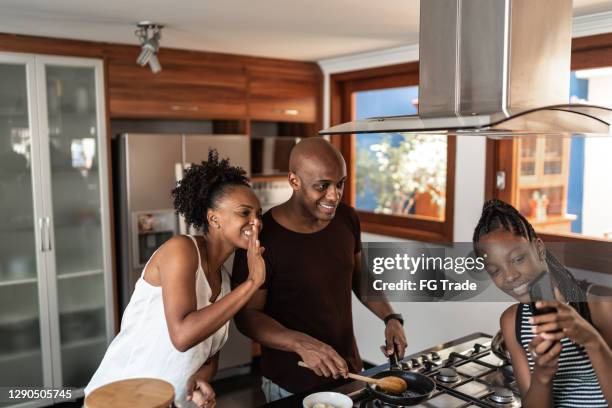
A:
302;391;353;408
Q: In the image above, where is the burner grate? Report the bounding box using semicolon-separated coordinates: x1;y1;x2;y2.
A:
350;336;521;408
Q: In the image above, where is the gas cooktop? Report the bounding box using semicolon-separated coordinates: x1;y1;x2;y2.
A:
332;333;520;408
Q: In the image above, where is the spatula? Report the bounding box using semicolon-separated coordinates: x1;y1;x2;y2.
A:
297;361;407;394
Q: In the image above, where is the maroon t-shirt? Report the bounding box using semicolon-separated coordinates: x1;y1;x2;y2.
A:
231;203;363;393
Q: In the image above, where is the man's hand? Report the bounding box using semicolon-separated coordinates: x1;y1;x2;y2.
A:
381;319;407;359
186;371;216;408
294;334;348;379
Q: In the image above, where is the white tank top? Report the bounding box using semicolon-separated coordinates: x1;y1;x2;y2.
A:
85;235;230;406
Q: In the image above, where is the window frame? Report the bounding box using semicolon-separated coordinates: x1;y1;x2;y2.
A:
484;32;612;273
330;62;456;243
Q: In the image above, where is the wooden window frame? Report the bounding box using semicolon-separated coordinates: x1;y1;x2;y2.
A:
330;62;456;243
484;33;612;274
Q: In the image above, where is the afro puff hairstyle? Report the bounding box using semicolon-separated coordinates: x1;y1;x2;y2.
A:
172;149;249;233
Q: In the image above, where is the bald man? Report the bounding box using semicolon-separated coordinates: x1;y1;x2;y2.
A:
232;137;407;402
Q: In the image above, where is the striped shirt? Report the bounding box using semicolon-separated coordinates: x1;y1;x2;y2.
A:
516;303;608;407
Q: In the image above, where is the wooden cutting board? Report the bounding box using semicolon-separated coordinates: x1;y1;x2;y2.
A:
84;378;174;408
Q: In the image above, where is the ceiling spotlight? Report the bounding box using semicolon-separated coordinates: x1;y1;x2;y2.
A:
135;22;163;73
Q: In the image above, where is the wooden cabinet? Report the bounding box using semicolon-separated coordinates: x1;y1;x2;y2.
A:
246;63;321;179
107;48;248;119
517;138;569;187
0;52;115;403
106;46;322;123
0;34;323;125
515;137;574;232
248;66;321;123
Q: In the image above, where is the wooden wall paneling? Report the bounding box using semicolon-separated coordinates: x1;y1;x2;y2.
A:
329;77;344;150
571;32;612;70
495;139;518;205
245;68;253;137
485;138;517;204
0;33;104;57
443;136;456;241
340;83;357;208
315;69;324;135
331;61;419;82
572;32;612;51
484;139;497;201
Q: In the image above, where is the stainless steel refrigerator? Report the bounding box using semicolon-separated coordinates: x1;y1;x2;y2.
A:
115;133;252;376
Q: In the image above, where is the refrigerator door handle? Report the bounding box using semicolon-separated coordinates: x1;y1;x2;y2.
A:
45;217;52;251
39;217;46;252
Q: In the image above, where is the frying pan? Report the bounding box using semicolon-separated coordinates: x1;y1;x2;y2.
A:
365;369;435;406
491;330;511;363
364;342;435;406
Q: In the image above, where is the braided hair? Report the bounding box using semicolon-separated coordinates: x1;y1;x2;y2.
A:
172;149;249;233
473;199;591;321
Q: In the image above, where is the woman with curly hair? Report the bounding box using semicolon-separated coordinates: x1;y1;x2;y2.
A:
473;199;611;408
85;150;265;408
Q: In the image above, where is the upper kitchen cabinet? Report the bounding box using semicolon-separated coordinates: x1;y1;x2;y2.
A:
0;34;323;127
106;46;249;120
247;63;322;123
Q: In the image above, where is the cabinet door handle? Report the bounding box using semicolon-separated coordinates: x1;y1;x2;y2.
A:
39;218;46;252
45;217;52;251
272;108;299;116
171;105;199;112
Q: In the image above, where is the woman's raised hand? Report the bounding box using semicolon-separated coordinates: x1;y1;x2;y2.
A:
246;219;266;288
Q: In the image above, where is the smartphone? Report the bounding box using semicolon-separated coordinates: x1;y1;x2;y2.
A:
529;271;557;316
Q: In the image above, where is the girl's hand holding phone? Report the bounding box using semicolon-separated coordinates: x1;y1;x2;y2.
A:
530;288;603;350
528;335;561;384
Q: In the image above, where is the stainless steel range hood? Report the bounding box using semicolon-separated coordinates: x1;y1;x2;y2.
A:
320;0;612;138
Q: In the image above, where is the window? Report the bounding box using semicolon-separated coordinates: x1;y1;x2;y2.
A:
486;32;612;272
330;63;455;242
354;87;447;221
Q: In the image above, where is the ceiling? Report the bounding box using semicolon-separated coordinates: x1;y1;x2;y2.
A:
1;0;612;61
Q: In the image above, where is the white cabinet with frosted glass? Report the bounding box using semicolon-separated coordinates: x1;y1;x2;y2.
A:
0;53;114;407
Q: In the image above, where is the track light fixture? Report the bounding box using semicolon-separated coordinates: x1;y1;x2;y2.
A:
135;22;163;74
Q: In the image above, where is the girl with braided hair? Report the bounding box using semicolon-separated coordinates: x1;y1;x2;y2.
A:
473;199;611;407
86;150;266;408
